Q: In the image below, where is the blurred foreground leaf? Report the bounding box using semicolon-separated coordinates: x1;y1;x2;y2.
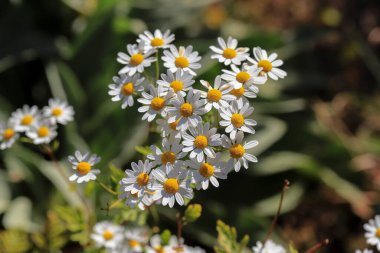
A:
214;220;249;253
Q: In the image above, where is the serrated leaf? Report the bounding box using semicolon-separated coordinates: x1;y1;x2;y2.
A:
214;220;249;253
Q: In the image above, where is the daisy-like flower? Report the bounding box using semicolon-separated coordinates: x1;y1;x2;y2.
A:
26;120;57;144
151;166;193;207
117;41;156;76
0;121;19;150
43;98;74;125
199;75;234;112
162;45;201;76
138;29;175;51
118;191;153;210
9;105;40;132
222;131;258;172
156;116;182;138
228;81;259;103
124;227;149;253
219;100;256;139
119;160;154;197
68;151;101;183
252;240;286;253
146;234;171;253
364;215;380;250
210;37;249;66
355;249;373;253
137;85;173;122
91;221;124;250
182;122;221;162
167;89;206;132
186;153;227;190
221;64;266;89
248;47;287;80
151;235;205;253
108;74;145;109
157;69;194;97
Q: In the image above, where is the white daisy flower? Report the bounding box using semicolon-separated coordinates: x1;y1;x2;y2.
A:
157;69;195;97
118;191;153;210
137;85;173;122
221;64;266;89
147;235;205;253
167;89;207;132
186;153;227;190
119;160;154;197
146;234;172;253
228;81;259;103
162;45;201;76
156;116;182;138
252;240;286;253
182;122;221;162
199;75;235;112
26;119;57;145
210;37;249;66
91;221;124;250
9;105;40;132
219;100;256;139
108;74;145;109
0;121;19;150
43;98;74;125
151;166;193;207
355;249;373;253
68;151;101;183
248;47;287;80
222;131;258;172
138;29;175;51
364;215;380;251
124;227;149;253
117;41;156;76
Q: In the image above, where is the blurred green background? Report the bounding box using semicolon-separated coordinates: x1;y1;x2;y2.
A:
1;0;380;252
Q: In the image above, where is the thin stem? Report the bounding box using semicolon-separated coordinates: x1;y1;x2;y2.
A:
155;50;160;82
143;71;153;84
304;239;329;253
176;213;183;247
95;180;118;195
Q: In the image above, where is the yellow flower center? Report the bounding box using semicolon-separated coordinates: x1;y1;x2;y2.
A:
229;144;245;158
223;48;237;59
2;128;15;140
151;97;165;111
169;119;180;130
199;163;215;178
194;135;208;149
151;38;165;47
128;239;140;248
236;71;251;83
51;107;63;116
136;172;149;186
103;230;113;241
180;103;193;117
161;151;176;165
77;161;91;175
376;228;380;238
155;246;166;253
207;89;222;102
175;57;189;68
170;80;184;92
231;113;244;128
21;115;33;125
230;87;245;97
122;82;134;96
258;59;273;72
163;178;179;194
173;246;185;252
37;126;49;137
130;53;145;66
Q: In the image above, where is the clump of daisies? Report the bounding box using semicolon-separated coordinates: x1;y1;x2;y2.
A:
361;215;380;252
0;99;74;149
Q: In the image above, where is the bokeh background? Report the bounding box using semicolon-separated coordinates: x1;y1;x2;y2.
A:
1;0;380;252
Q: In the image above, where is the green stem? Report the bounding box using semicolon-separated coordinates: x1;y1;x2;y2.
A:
96;180;118;195
155;50;160;82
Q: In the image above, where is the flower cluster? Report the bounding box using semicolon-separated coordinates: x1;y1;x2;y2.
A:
105;30;287;209
0;99;74;149
361;215;380;253
91;221;205;253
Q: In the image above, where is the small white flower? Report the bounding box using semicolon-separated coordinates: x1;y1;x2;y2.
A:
148;235;205;253
9;105;40;132
248;47;287;80
43;98;74;125
157;69;194;97
162;45;201;76
108;74;145;109
221;64;266;89
119;160;154;197
138;29;175;51
182;122;221;162
252;240;286;253
228;81;259;103
91;221;124;250
186;153;227;190
124;227;149;253
355;249;373;253
118;191;153;210
26;119;57;144
156;116;182;138
167;89;206;132
117;42;156;76
68;151;101;183
0;121;19;150
146;234;172;253
210;37;249;66
364;215;380;251
137;85;173;122
199;75;234;112
222;131;258;172
219;100;256;139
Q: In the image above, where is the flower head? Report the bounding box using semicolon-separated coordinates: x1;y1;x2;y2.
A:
91;221;124;250
221;64;266;89
119;160;154;197
156;116;182;138
138;29;175;51
252;240;286;253
158;69;195;97
364;215;380;251
109;74;145;109
210;37;249;66
162;45;201;76
43;98;74;125
200;75;235;112
26;119;57;144
138;85;173;122
68;151;101;183
248;47;287;80
0;121;19;150
10;105;40;132
124;227;150;253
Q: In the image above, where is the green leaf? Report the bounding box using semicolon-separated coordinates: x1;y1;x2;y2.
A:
0;230;31;253
135;146;152;156
0;171;11;214
160;229;171;246
214;220;249;253
184;204;202;223
289;242;299;253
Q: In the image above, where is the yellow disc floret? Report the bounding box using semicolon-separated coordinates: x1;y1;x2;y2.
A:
258;59;273;72
136;172;149;186
376;228;380;238
51;107;63;116
77;161;91;175
194;135;208;149
199;163;215;178
207;89;222;102
161;151;176;165
128;239;140;248
103;230;113;241
151;38;165;47
37;126;49;137
151;97;165;111
175;57;189;68
230;87;245;97
21;115;33;125
163;178;179;194
2;128;15;140
231;113;244;128
229;144;245;159
122;82;134;96
223;48;237;59
130;53;144;66
169;119;180;130
180;103;193;117
170;80;184;92
236;71;251;83
154;246;165;253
